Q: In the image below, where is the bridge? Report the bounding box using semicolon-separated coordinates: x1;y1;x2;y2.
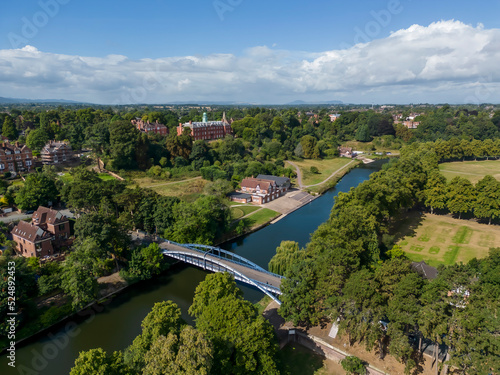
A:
159;240;284;304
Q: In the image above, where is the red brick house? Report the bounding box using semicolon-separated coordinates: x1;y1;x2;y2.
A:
12;220;54;258
239;178;279;205
0;142;34;173
338;146;354;158
177;112;232;141
12;207;71;258
131;118;169;136
32;206;71;247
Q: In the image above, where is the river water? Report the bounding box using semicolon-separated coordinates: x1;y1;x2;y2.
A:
0;160;384;375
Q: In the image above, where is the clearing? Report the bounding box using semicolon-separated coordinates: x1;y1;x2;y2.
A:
131;176;207;201
396;212;499;267
286;158;354;187
439;159;500;183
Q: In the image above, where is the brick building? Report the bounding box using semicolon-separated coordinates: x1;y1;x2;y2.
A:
131;118;169;136
231;176;290;205
41;141;73;165
0;142;34;173
11;207;71;258
177;112;232;141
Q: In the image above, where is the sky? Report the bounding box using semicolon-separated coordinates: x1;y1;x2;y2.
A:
0;0;500;105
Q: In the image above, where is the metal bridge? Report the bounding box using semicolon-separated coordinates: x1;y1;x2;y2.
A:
159;240;284;304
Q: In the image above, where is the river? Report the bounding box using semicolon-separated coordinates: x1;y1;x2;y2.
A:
0;160;384;375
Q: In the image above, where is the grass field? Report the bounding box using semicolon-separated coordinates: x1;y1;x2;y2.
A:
396;212;499;267
439;160;500;183
132;177;207;201
287;158;353;186
239;208;280;229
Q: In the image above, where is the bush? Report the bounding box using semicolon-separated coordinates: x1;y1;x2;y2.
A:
341;356;366;375
310;166;319;174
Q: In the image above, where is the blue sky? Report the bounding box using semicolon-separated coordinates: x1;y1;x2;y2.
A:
1;0;500;104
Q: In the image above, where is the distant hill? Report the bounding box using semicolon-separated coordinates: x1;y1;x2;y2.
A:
0;97;89;104
286;100;344;105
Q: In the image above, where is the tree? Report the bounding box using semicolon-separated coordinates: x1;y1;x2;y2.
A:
300;135;318;159
2;115;18;140
15;172;58;210
422;171;447;214
109;120;139;170
125;301;184;371
341;356;366;375
126;243;166;281
474;175;500;224
143;326;213;375
447;177;475;219
310;166;319;174
268;241;306;276
70;349;129;375
190;273;279;375
26;128;50;153
60;254;99;309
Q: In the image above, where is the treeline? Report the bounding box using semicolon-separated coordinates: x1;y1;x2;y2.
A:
69;273;280;375
270;143;500;374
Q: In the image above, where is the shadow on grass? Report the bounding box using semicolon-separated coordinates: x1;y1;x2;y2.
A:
278;343;326;375
389;209;426;244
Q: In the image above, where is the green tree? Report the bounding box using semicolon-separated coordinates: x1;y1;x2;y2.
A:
2;115;18;140
60;253;99;309
474;175;500;224
447;176;475;219
109;120;139;170
143;326;213;375
126;243;166;281
341;356;366;375
15;172;58;210
125;301;184;371
190;273;279;375
422;171;447;214
202;179;233;198
26;128;50;153
300;135;317;159
70;348;129;375
268;241;305;276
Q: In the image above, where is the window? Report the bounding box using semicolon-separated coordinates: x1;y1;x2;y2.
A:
0;164;4;170
26;160;32;166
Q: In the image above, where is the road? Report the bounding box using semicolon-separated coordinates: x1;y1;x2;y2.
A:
0;208;75;224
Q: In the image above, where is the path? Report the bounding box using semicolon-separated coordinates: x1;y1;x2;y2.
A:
232;207;264;223
144;176;202;188
287;160;357;189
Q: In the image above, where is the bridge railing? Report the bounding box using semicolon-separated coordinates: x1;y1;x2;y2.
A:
185;243;284;280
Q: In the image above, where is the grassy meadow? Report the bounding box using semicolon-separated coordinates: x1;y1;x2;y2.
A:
439;159;500;183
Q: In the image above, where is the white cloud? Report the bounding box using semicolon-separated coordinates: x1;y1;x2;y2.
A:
0;20;499;104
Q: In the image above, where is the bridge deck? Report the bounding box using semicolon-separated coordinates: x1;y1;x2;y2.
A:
159;242;282;290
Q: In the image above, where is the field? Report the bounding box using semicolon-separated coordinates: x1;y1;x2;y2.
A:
396;213;499;267
439;160;500;183
238;208;280;229
287;158;353;186
230;205;260;220
131;177;207;201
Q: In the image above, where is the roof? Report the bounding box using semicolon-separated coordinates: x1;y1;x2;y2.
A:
32;206;67;226
241;178;276;190
42;141;72;154
256;175;290;187
228;192;252;199
411;261;438;280
12;220;51;243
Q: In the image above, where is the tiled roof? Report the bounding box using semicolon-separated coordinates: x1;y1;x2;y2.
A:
241;178;275;190
411;261;438;280
256;175;290;187
12;220;51;243
32;206;67;225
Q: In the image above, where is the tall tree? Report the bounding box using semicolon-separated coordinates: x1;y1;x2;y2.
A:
2;115;18;140
447;176;475;219
474;175;500;224
15;172;58;210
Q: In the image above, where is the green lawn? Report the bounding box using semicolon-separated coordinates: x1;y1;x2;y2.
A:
230;207;245;220
131;177;208;201
287;158;354;186
239;208;280;229
439;160;500;184
396;212;499;267
98;173;116;181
